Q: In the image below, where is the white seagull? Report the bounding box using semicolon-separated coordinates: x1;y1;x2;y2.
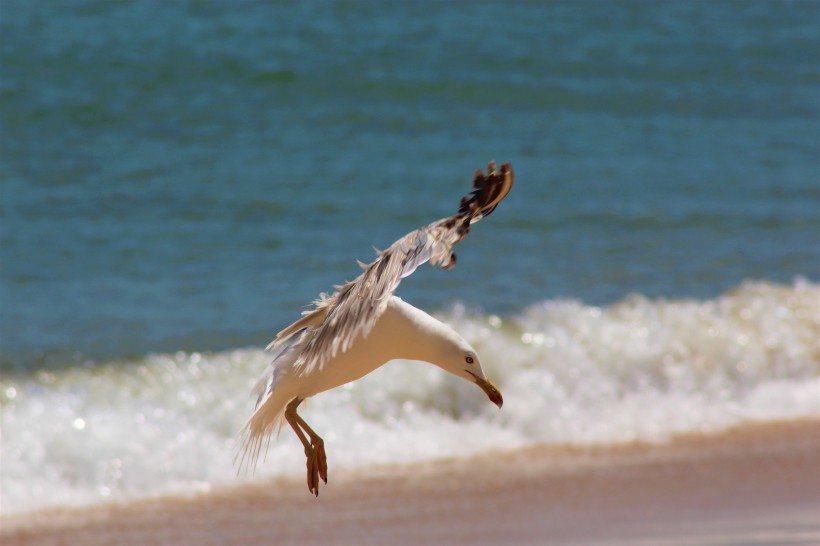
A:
238;161;513;495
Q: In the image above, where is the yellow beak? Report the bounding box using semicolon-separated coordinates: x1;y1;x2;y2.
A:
466;370;503;408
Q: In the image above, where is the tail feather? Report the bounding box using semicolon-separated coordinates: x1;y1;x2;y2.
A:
238;327;306;473
235;385;294;474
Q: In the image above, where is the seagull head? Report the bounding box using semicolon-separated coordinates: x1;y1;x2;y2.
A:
429;335;503;409
397;300;503;409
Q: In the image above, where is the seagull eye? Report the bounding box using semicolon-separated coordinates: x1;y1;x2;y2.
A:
465;356;474;364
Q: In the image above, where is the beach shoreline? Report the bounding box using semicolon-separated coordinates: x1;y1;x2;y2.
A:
4;419;819;545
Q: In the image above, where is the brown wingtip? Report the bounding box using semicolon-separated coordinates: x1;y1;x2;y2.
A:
458;160;514;221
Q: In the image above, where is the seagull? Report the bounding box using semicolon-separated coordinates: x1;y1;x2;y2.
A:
238;161;513;496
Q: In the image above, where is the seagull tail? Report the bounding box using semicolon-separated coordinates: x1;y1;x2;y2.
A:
234;386;294;475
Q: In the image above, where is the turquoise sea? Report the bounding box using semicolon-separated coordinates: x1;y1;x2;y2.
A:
1;0;818;514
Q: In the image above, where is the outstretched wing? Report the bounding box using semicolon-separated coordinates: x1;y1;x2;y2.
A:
273;160;513;376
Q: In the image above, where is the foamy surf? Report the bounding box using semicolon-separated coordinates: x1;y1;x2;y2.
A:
2;279;818;515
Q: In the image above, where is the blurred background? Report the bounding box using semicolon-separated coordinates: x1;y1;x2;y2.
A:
1;0;818;514
3;0;817;367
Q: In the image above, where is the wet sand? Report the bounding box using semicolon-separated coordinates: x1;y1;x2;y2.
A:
3;420;819;546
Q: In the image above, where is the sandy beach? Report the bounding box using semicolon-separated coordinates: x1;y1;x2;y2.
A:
3;419;819;546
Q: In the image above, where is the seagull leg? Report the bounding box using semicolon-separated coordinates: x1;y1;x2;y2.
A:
292;412;328;486
285;398;328;496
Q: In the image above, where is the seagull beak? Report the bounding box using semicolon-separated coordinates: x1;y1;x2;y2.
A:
466;370;503;408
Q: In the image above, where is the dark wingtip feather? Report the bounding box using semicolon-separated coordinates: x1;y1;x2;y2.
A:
457;160;514;221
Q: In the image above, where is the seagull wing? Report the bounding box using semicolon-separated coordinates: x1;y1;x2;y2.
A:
278;161;513;376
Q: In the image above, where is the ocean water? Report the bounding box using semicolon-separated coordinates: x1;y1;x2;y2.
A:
2;0;819;515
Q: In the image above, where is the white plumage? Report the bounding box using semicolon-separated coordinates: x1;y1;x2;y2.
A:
238;161;513;496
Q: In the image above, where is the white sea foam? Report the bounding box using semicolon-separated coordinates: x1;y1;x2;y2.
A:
2;279;818;515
